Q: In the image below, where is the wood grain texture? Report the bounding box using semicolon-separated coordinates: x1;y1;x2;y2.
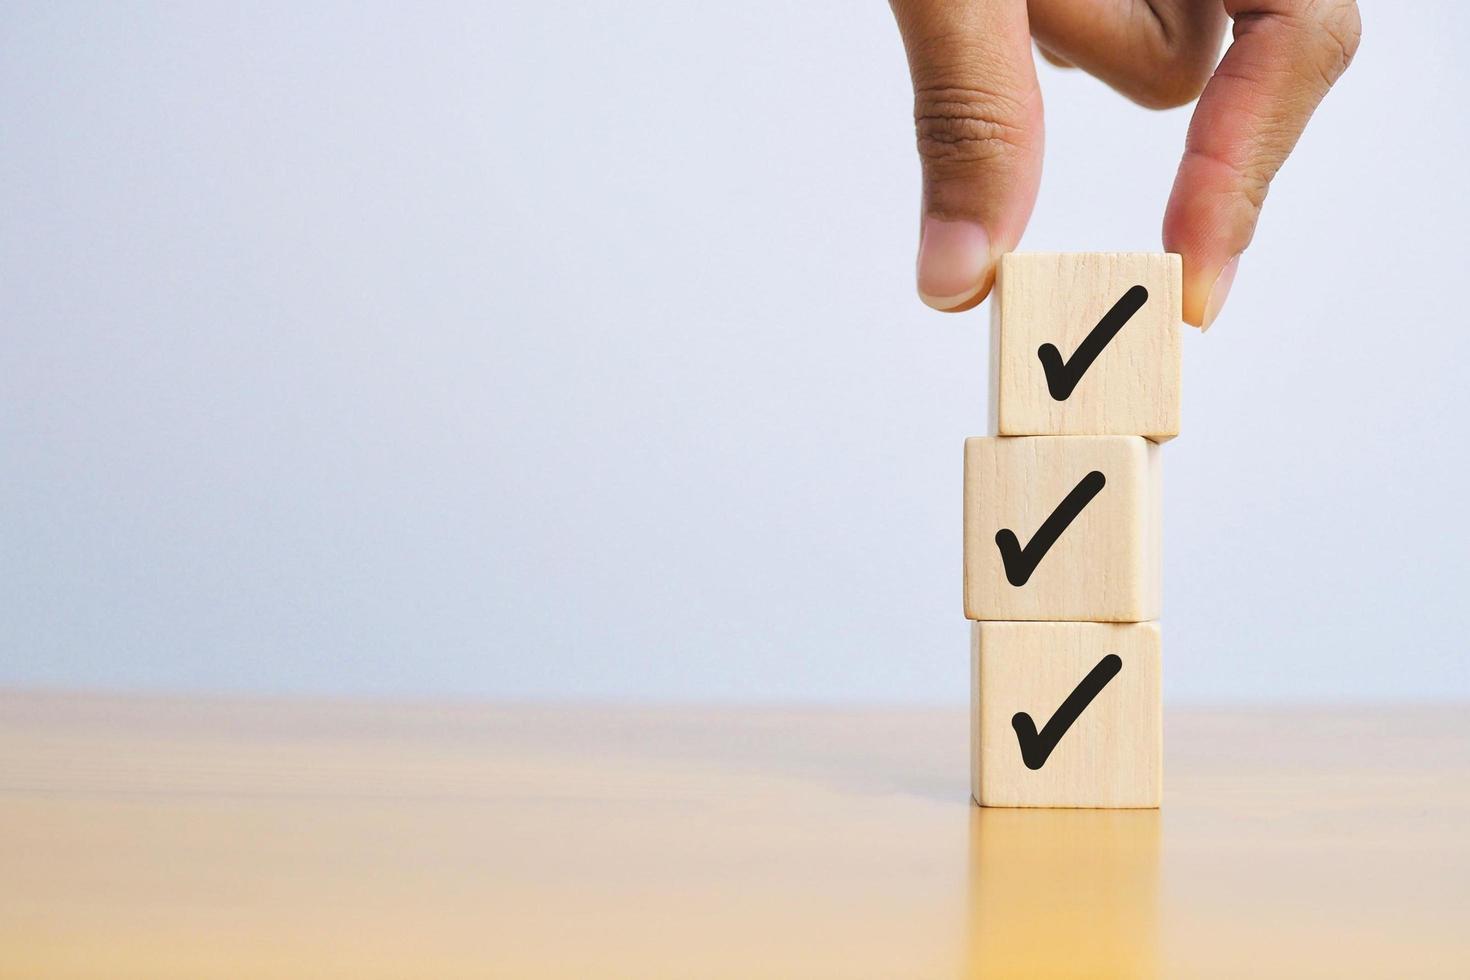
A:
990;252;1182;441
972;621;1162;808
963;435;1161;622
3;693;1470;977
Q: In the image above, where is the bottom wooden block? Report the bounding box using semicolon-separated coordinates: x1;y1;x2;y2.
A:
971;621;1161;808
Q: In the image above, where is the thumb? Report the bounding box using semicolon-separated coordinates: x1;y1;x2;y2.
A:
891;0;1043;312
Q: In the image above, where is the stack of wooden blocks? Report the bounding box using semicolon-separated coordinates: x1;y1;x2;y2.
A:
967;253;1180;809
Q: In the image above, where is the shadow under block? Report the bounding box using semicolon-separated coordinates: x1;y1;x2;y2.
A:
971;621;1162;808
989;252;1182;441
963;435;1161;622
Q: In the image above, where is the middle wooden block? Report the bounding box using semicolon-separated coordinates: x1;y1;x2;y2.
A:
963;436;1160;622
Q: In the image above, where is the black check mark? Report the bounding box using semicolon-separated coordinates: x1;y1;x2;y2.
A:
994;470;1105;587
1037;285;1149;401
1012;654;1123;770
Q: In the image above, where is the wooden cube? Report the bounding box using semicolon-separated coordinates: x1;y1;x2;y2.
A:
963;435;1160;622
990;253;1181;441
971;621;1161;808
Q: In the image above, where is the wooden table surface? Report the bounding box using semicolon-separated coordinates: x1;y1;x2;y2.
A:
2;692;1467;979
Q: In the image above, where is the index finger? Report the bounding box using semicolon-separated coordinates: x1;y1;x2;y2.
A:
1162;0;1362;327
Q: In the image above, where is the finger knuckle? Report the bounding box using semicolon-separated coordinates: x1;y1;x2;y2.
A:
912;83;1031;174
1236;169;1271;216
1136;36;1218;109
1311;0;1362;81
1131;60;1214;110
1185;146;1273;218
1269;0;1362;88
1115;5;1227;110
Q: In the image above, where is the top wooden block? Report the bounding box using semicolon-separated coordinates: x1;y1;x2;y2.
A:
989;253;1182;441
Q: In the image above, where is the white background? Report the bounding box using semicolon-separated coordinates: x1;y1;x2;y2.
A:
3;2;1465;704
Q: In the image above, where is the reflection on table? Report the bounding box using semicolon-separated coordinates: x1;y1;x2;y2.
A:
967;806;1160;978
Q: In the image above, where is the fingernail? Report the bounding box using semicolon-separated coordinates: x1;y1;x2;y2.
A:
916;218;991;311
1200;254;1241;332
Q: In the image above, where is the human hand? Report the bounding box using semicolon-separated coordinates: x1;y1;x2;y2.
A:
890;0;1360;327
